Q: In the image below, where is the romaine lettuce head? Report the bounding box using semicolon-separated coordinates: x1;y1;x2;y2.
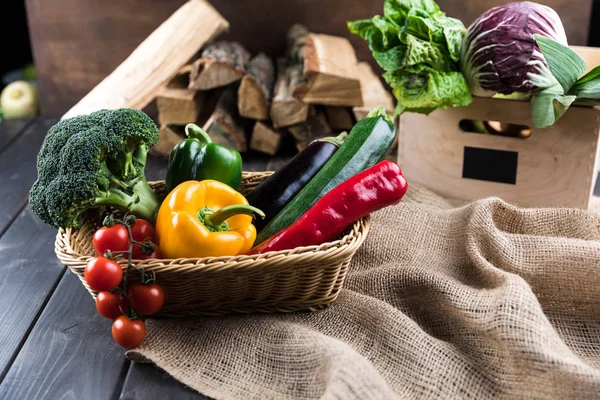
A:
348;0;472;114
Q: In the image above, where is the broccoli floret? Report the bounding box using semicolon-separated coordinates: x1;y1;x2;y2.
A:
29;108;160;228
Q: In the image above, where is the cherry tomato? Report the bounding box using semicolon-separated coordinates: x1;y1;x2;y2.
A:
131;219;156;259
112;316;146;349
84;257;123;292
96;292;128;319
139;245;162;260
132;242;160;259
130;219;155;242
127;282;165;315
93;225;129;257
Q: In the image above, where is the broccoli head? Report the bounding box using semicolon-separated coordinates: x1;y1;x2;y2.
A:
29;108;161;228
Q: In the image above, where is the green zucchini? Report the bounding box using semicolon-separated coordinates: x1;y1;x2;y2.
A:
254;108;396;245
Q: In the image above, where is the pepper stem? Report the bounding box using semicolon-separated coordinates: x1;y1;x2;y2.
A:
201;205;265;231
185;123;212;146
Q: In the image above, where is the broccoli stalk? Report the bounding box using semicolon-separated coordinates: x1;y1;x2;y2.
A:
29;109;162;229
95;158;158;222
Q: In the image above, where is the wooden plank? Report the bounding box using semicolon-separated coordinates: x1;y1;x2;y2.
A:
0;118;57;235
61;0;228;119
0;272;128;400
119;363;208;400
0;119;33;154
0;208;66;379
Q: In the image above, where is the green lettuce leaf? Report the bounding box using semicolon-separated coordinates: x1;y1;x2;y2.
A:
401;33;453;71
384;65;472;113
384;0;441;23
438;17;465;62
373;46;407;71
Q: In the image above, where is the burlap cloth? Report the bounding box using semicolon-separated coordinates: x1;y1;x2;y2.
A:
128;183;600;399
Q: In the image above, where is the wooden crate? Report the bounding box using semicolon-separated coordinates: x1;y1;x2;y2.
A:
398;97;600;209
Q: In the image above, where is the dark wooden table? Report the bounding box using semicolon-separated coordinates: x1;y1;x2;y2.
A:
2;117;599;399
0;117;292;400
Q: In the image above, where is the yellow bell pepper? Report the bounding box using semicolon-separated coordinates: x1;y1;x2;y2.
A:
156;180;264;258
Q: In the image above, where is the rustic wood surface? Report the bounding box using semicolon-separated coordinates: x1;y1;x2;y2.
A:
25;0;593;116
2;116;600;397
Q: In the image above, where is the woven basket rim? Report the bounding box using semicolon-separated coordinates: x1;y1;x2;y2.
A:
54;172;371;272
56;218;368;264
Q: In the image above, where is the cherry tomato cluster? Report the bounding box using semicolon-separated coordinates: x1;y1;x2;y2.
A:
84;216;165;349
93;219;162;260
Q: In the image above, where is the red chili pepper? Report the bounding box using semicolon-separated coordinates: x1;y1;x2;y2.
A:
248;160;408;254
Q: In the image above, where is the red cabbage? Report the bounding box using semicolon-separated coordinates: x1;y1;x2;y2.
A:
460;2;567;97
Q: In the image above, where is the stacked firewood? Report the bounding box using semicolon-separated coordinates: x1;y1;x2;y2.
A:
151;25;394;158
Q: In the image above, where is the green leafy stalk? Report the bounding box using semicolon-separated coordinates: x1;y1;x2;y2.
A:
534;35;586;94
569;66;600;100
531;35;594;128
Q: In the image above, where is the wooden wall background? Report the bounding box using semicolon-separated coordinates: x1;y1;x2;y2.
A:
25;0;593;116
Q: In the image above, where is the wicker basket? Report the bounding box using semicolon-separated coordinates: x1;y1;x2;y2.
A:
55;172;371;317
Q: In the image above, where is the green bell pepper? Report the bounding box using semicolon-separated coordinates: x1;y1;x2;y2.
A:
165;124;243;193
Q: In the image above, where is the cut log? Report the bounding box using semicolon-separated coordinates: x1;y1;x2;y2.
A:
270;59;310;128
157;67;203;125
157;89;203;125
189;41;250;91
203;86;248;152
324;106;355;131
287;25;362;107
237;54;275;120
62;0;228;119
353;62;395;120
150;125;186;158
250;121;283;156
167;64;193;89
285;24;310;64
288;111;331;151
